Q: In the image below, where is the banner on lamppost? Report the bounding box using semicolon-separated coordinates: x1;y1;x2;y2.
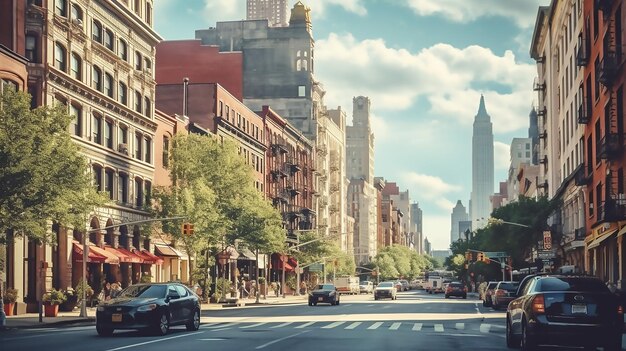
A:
543;231;552;250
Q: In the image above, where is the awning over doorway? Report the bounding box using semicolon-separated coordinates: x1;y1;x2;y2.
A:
89;245;121;264
134;249;164;265
272;254;296;272
72;242;107;264
237;248;256;261
587;229;617;249
155;244;182;257
110;247;144;263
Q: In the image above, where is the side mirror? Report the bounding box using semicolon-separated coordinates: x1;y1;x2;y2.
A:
167;292;180;301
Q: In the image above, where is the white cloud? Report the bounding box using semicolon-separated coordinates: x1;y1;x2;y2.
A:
435;198;456;211
403;0;549;28
423;214;452;250
402;172;461;200
316;33;536;133
309;0;367;17
494;141;511;170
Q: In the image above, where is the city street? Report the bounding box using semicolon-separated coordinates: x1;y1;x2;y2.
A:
0;290;512;351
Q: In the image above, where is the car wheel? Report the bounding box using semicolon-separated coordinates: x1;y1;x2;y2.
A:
155;312;170;336
308;301;313;306
463;295;467;299
96;325;114;337
520;319;536;351
506;317;519;348
186;309;200;331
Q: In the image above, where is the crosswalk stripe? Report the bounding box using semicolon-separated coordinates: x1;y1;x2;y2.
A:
271;322;293;329
434;324;444;332
295;322;316;329
412;323;423;331
345;322;362;330
389;322;402;330
367;322;384;330
240;322;267;329
455;323;465;330
480;324;491;333
321;321;346;329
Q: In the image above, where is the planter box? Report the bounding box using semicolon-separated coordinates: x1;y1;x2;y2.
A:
3;302;15;316
44;303;59;317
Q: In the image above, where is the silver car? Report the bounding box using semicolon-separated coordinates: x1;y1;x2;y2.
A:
374;281;397;300
359;281;374;294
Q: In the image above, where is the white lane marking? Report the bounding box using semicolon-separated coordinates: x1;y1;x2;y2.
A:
205;322;237;329
389;322;402;330
480;324;492;333
412;323;423;331
104;331;204;351
295;321;315;329
447;334;485;337
321;321;346;329
240;322;267;329
271;322;293;329
345;322;362;330
343;304;352;307
210;328;232;332
455;323;465;330
367;304;374;307
198;338;226;341
367;322;383;330
255;330;311;350
200;323;218;329
490;324;506;329
434;324;444;332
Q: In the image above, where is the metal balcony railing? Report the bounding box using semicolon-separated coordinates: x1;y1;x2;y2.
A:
598;53;618;87
596;133;622;160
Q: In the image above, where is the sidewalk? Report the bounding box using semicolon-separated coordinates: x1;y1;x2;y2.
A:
2;294;307;330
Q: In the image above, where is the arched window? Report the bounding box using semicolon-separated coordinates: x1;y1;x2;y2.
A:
54;42;66;71
134;132;142;160
118;173;129;203
104;220;114;246
119;226;129;249
302;60;308;71
135;51;142;71
296;60;302;71
92;113;102;144
104;29;114;50
92;20;102;43
71;4;82;23
70;104;82;136
134;178;143;207
118;82;127;105
92;66;102;91
105;168;114;199
70;52;81;80
134;90;142;113
304;51;308;57
162;135;170;167
144;58;152;71
144;96;151;117
296;50;301;57
104;72;113;97
119;39;128;61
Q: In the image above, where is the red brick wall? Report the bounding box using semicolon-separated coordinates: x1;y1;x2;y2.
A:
156;40;243;100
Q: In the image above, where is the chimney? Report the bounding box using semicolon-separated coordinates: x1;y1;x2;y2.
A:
182;77;190;116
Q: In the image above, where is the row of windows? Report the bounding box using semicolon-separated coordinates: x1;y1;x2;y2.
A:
92;164;151;207
56;0;153;26
218;100;263;142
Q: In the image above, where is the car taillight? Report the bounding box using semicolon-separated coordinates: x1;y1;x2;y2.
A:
463;286;468;292
618;305;623;315
495;289;506;297
532;294;545;314
446;287;452;292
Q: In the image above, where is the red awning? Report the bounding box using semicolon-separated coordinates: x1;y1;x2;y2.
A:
113;247;144;264
273;254;295;272
72;243;107;264
89;245;120;265
134;249;164;265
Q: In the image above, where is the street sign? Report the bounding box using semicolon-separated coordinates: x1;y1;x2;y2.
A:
308;263;323;272
483;251;508;258
543;231;552;250
537;250;555;259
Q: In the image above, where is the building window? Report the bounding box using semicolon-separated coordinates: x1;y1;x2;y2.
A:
134;90;142;113
70;104;82;136
93;165;102;190
104;29;114;50
54;42;66;71
105;120;113;149
105;169;115;199
55;0;67;17
144;137;151;163
70;53;81;80
119;82;127;105
144;58;152;72
119;173;129;204
92;66;102;91
144;96;151;117
25;35;38;63
119;125;128;144
92;20;102;43
135;178;143;207
104;73;113;97
162;136;170;167
134;132;142;160
298;85;305;97
135;0;141;15
135;51;142;71
92;114;102;144
119;39;128;61
146;2;152;25
71;4;82;23
144;180;151;204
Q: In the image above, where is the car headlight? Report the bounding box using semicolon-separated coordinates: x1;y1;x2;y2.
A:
137;304;157;312
97;306;105;312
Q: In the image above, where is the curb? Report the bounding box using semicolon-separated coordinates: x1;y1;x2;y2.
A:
3;317;96;330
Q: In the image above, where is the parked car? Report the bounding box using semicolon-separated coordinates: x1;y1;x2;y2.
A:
491;281;519;310
410;279;425;290
399;280;410;291
374;281;397;300
308;284;340;306
506;275;623;351
394;281;403;292
445;282;467;299
482;281;499;307
95;283;201;336
359;281;374;294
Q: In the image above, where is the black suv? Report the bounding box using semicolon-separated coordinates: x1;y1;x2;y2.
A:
506;274;623;351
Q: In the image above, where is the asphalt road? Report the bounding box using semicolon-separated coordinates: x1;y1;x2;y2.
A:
0;290;596;351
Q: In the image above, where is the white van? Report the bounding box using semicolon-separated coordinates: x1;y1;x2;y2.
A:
335;276;360;295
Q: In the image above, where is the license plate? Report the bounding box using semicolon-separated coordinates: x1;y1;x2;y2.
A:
112;313;123;322
318;297;323;301
572;304;587;314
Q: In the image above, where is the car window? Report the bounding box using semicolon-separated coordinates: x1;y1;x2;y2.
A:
521;278;537;295
167;285;179;296
378;282;393;288
537;277;609;292
450;283;463;288
497;282;519;292
175;285;189;297
119;284;167;298
317;284;335;290
487;282;498;289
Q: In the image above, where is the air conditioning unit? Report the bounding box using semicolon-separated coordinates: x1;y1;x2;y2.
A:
118;143;129;155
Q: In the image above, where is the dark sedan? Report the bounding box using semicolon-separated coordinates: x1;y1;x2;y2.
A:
491;281;519;310
506;275;623;351
96;283;201;336
308;284;340;306
445;282;467;299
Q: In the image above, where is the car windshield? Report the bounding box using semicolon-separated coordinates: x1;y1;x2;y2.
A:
450;283;463;288
316;284;335;290
537;277;609;292
487;282;498;289
497;282;519;291
119;285;167;298
378;282;393;288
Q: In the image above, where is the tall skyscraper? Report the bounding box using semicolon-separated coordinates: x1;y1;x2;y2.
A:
410;202;423;254
471;95;494;229
450;200;469;243
247;0;289;27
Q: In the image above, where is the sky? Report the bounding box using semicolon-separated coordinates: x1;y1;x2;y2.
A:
153;0;551;251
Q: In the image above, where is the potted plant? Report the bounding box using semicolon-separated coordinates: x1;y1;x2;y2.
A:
42;289;67;317
2;288;18;316
59;287;77;312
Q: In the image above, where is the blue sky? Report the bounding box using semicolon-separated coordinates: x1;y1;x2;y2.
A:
154;0;551;250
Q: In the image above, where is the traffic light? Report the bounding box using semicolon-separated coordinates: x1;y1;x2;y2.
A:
182;223;194;236
477;252;484;262
465;251;471;261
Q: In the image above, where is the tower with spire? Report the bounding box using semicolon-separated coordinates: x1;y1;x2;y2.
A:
450;200;469;244
470;95;494;230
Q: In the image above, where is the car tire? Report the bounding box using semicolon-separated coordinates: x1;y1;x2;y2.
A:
463;295;467;299
520;319;536;351
155;312;170;336
186;309;200;331
96;325;114;337
506;317;519;349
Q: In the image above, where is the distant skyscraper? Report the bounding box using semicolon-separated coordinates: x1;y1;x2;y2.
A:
450;200;469;243
471;95;494;230
411;202;423;254
247;0;289;27
528;107;539;165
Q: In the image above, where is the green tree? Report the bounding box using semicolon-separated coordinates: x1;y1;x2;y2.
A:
373;245;432;280
0;89;106;242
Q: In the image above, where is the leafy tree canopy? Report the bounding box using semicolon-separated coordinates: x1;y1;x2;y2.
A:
373;245;432;281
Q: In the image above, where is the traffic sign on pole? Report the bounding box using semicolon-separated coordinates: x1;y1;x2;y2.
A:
543;231;552;250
